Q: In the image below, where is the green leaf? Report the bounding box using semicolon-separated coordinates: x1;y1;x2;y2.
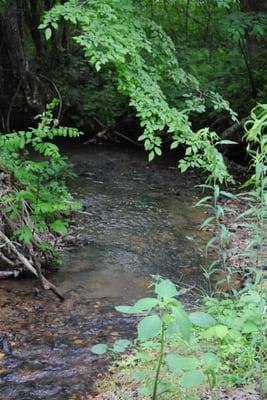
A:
220;191;236;199
181;370;205;388
166;322;180;336
166;354;183;373
138;134;147;141
217;140;237;145
205;325;229;339
148;150;155;162
155;382;174;395
45;27;52;40
113;339;131;353
50;219;68;234
133;298;159;312
137;315;162;341
241;321;258;334
200;216;215;229
154;146;162;156
170;141;179;150
91;343;108;355
195;196;212;206
189;312;216;328
155;279;178;300
174;308;192;343
95;61;101;72
201;352;219;369
115;305;137;314
17;226;32;243
166;354;199;373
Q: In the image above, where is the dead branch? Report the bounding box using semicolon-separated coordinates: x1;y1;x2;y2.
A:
0;230;64;301
0;270;20;279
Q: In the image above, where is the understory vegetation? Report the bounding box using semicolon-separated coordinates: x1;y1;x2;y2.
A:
0;101;81;298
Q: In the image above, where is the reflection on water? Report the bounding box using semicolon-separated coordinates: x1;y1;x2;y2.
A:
0;145;209;399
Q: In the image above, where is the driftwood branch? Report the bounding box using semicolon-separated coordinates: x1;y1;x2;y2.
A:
0;230;64;301
0;270;20;279
87;117;142;147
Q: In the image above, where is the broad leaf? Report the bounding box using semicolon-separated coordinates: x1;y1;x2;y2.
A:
201;352;219;369
181;370;205;388
155;279;178;300
115;305;137;314
205;325;229;339
133;298;159;312
189;311;216;328
174;308;192;343
91;344;108;355
137;315;162;341
166;354;199;373
45;27;52;40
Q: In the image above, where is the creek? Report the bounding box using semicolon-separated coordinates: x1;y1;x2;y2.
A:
0;145;210;399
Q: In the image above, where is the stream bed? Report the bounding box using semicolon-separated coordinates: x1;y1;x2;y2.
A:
0;145;210;399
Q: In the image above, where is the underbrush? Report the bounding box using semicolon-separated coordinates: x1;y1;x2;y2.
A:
91;280;266;400
0;100;81;298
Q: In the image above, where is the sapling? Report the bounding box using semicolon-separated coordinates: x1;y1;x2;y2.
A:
181;130;237;294
92;278;220;399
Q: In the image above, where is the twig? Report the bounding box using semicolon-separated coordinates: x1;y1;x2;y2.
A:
113;130;142;147
0;252;16;267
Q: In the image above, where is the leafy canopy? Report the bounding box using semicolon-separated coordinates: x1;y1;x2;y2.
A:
41;0;235;178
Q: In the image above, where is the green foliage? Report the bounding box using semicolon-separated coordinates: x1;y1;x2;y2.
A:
203;289;267;385
0;100;80;159
92;280;266;399
92;278;219;398
237;104;267;270
41;0;237;166
0;100;81;263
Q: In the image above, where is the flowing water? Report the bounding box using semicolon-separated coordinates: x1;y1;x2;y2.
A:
0;145;210;399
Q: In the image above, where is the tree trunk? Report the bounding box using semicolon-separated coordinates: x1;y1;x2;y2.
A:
0;0;51;131
239;0;267;96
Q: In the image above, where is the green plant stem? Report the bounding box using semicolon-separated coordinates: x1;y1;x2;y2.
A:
152;321;165;400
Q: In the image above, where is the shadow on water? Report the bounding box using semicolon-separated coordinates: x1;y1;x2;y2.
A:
0;145;210;399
